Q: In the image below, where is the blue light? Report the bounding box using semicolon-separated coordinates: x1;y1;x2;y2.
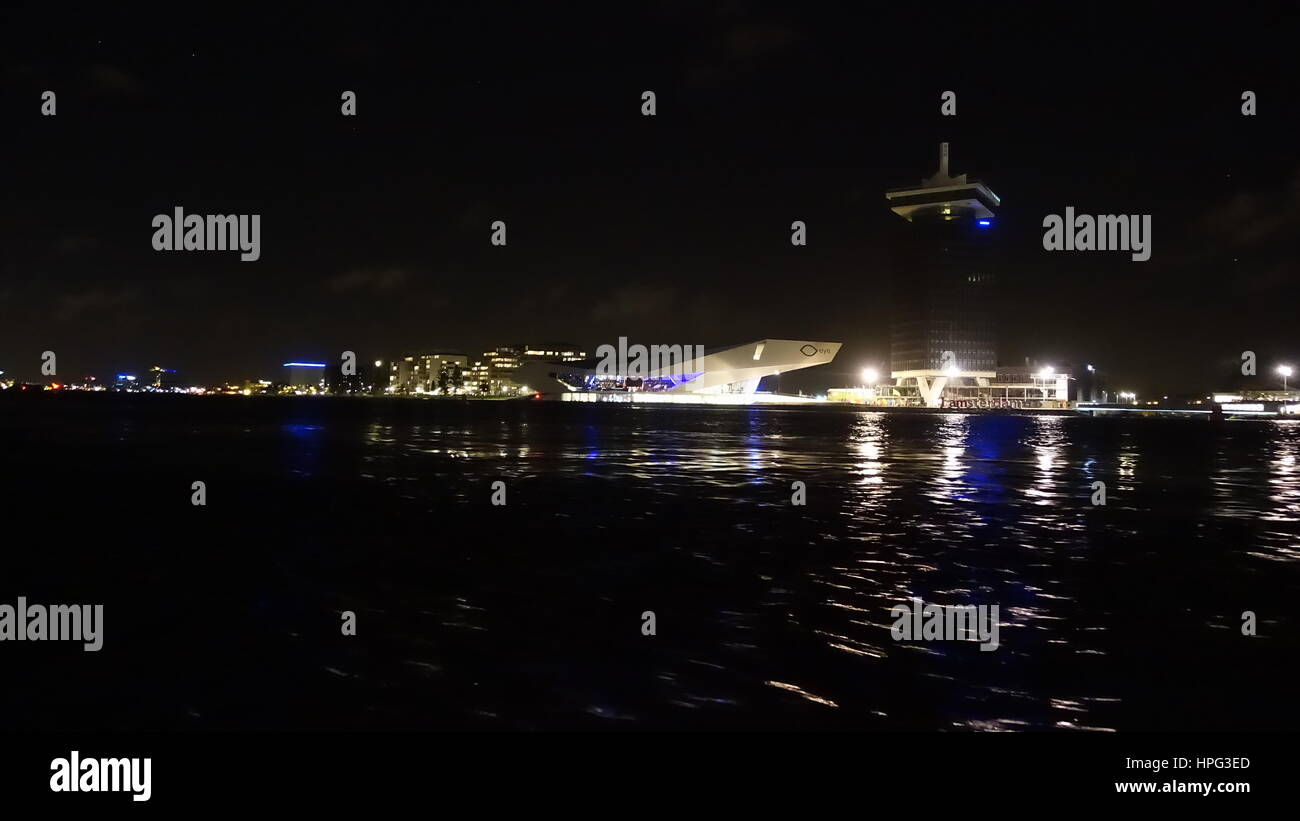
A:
977;220;991;227
282;362;327;368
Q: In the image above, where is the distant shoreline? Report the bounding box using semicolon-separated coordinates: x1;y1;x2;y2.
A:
2;389;1271;420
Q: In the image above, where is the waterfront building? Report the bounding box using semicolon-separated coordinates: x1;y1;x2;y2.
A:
148;366;183;391
839;364;1070;409
881;143;1003;407
481;344;587;395
283;362;327;390
388;352;469;394
519;339;841;404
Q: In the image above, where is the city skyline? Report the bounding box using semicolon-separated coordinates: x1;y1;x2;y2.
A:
2;7;1298;394
2;3;1296;796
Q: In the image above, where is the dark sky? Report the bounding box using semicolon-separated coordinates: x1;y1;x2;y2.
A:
2;3;1298;395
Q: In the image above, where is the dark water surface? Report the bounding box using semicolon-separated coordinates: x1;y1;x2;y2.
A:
3;395;1297;731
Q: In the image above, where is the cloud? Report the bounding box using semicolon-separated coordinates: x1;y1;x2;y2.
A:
88;63;144;95
723;22;801;59
1199;168;1300;248
54;287;137;322
591;285;677;321
54;234;100;256
683;17;804;89
326;268;411;294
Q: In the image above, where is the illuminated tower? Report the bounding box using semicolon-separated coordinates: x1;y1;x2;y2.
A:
883;143;1001;406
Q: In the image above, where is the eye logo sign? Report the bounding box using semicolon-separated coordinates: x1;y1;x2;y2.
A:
800;344;819;357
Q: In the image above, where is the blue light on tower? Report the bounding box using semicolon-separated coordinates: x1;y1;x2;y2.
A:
977;219;991;228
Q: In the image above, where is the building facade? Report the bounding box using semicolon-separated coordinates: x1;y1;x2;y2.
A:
388;353;469;394
480;344;587;395
520;339;841;404
880;143;1006;406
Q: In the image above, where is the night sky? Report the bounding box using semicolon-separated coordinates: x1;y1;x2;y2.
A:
2;4;1298;394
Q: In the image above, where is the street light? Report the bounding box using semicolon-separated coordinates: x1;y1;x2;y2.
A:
1279;364;1293;391
862;367;879;386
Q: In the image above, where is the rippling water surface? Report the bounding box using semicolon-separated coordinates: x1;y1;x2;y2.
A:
4;396;1298;731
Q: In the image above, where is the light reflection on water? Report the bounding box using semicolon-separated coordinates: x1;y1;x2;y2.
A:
19;396;1291;730
342;405;1299;730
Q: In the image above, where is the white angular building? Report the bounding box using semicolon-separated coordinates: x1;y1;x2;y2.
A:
516;339;843;404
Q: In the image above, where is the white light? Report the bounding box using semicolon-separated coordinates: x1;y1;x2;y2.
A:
1278;365;1294;377
862;367;879;384
1037;366;1054;379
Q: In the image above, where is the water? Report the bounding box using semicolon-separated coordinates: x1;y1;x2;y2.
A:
3;394;1297;731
